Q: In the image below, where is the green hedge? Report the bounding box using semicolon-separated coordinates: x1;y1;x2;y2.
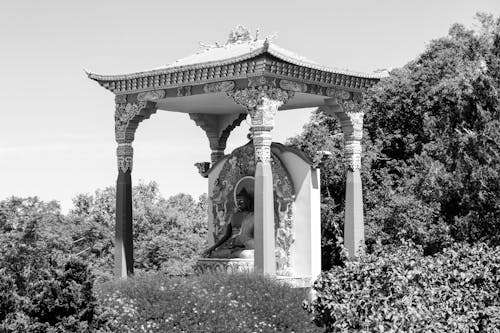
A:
97;272;321;333
305;243;500;332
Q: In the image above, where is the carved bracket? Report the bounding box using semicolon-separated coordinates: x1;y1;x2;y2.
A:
190;113;247;165
115;95;158;143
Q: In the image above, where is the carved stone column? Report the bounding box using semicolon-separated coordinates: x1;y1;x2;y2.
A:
322;96;365;257
229;86;294;275
114;94;157;278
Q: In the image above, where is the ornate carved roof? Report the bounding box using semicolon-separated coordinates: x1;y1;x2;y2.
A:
87;26;383;96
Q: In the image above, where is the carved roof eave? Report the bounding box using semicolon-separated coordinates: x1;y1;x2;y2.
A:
87;45;384;95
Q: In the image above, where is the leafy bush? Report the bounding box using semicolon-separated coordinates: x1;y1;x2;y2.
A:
97;271;322;333
0;214;110;332
305;242;500;332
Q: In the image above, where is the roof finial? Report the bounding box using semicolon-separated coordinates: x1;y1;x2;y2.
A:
254;28;260;41
227;25;252;44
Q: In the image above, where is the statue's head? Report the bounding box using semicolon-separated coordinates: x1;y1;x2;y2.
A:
235;188;252;212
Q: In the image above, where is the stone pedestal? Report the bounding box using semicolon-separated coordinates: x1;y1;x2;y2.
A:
194;258;254;274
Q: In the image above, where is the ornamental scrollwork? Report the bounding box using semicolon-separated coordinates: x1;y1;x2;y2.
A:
203;81;235;93
177;86;192;97
326;88;351;100
115;101;147;142
346;111;364;136
279;79;307;93
137;90;165;101
254;145;272;164
248;76;276;87
344;141;362;171
115;95;127;104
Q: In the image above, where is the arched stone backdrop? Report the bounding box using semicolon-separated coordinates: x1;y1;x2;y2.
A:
210;141;295;275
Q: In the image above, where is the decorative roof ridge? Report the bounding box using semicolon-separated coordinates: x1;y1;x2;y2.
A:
87;25;387;82
86;44;268;82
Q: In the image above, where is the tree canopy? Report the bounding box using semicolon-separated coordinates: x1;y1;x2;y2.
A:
289;13;500;268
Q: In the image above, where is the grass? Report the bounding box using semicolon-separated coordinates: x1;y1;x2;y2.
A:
96;271;323;333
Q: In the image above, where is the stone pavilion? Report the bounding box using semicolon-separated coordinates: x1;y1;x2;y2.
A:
87;26;382;281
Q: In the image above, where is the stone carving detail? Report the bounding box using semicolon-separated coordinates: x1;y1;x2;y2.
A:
137;90;165;101
115;101;147;142
279;79;307;93
194;162;211;178
322;98;364;171
115;99;157;143
210;142;295;275
116;143;133;173
203;81;235;93
344;140;362;171
194;259;253;274
228;86;292;166
227;86;293;111
308;84;325;96
177;86;192;97
254;144;272;164
326;88;351;99
346;111;364;137
115;95;127;104
93;59;379;95
344;111;364;171
248;76;277;87
227;25;252;44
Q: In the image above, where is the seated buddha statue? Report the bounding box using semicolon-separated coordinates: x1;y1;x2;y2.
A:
203;188;254;259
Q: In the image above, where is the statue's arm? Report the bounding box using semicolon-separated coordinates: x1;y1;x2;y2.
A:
203;223;232;257
213;223;232;249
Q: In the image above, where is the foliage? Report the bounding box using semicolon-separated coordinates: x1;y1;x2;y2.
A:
364;13;500;248
288;14;500;265
305;242;500;332
97;271;321;333
68;182;208;279
0;205;110;332
0;186;208;331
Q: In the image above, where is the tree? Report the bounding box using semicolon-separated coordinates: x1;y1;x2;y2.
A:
288;14;500;266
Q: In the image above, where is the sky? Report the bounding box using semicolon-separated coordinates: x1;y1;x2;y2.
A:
1;0;499;212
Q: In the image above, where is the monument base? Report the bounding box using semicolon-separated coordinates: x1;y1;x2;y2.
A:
194;258;254;274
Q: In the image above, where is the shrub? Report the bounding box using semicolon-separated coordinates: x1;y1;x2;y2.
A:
304;242;500;332
97;271;322;333
0;256;110;332
0;201;112;332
